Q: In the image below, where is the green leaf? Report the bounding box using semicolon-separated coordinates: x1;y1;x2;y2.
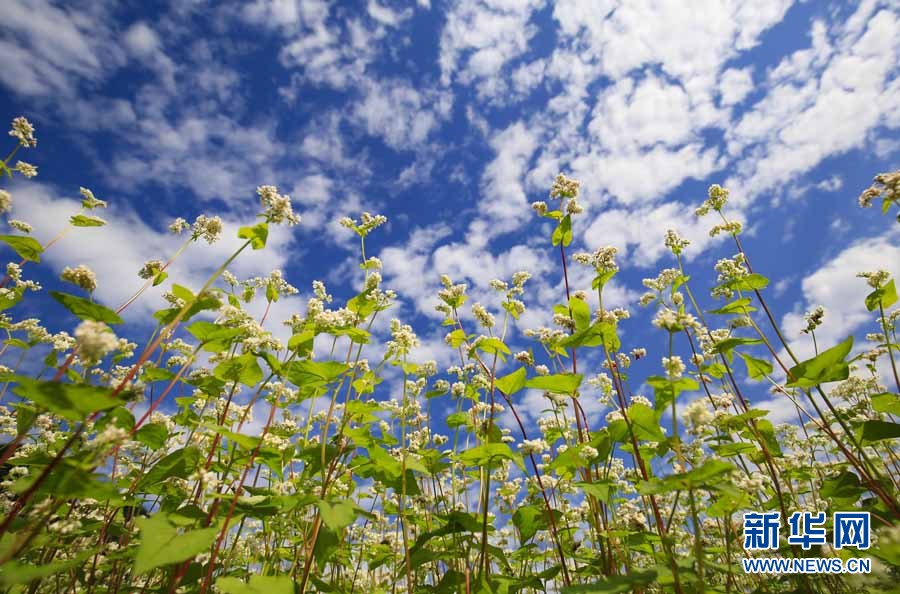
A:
0;550;94;586
316;499;358;532
858;420;900;443
216;576;296;594
284;360;349;387
446;328;468;348
711;336;762;355
740;353;773;380
512;505;544;542
551;214;572;247
786;336;853;388
136;447;201;492
820;471;866;507
238;222;268;250
646;376;698;412
495;367;526;396
525;373;582;395
624;403;665;443
560;569;658;594
214;353;263;387
50;291;123;324
560;321;620;351
134;423;168;449
636;460;735;495
708;297;756;315
575;479;617;502
568;297;591;330
865;279;898;312
476;337;511;357
459;443;525;472
872;392;900;415
186;321;243;352
0;234;42;262
69;214;106;227
12;380;120;421
446;411;469;428
723;273;769;292
134;513;220;574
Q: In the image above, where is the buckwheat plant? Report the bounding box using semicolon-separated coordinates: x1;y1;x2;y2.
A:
0;118;897;594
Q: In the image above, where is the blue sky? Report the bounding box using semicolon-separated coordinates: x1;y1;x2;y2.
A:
1;0;899;427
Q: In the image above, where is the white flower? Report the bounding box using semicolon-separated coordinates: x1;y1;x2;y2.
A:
74;320;118;362
61;264;97;293
168;217;189;234
14;161;37;179
192;215;223;244
549;173;580;199
0;191;11;215
138;259;165;280
662;355;685;379
79;187;107;209
9;116;36;147
683;399;714;430
8;220;32;233
257;185;301;226
520;438;549;455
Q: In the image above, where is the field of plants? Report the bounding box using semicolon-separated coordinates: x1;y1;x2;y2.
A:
0;115;899;593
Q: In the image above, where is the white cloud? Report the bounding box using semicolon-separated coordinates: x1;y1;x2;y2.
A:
10;182;302;326
480;122;539;233
353;79;452;150
439;0;544;99
726;7;900;204
781;230;900;361
0;0;125;97
720;67;754;106
815;175;844;192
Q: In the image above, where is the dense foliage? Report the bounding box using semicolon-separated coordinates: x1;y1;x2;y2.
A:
0;116;899;593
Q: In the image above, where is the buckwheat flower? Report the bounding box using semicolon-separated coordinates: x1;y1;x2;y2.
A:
549;173;580;199
857;170;899;208
9;116;36;147
312;280;331;303
695;184;729;216
664;229;690;255
580;445;599;461
709;220;743;237
386;319;419;358
168;217;189;234
531;201;548;215
0;191;11;215
631;394;652;407
683;399;714;430
631;347;647;360
79;187;107;209
257;185;301;226
857;270;890;289
566;199;583;214
14;161;37;179
192;215;223;244
520;438;549;455
514;351;534;365
363;256;382;270
8;220;32;233
134;259;163;280
662;355;685;379
472;303;495;329
266;269;298;300
61;264;97;293
535;364;549;376
489;279;508;292
605;410;624;423
75;320;118;362
573;246;618;274
512;271;531;287
800;306;825;334
221;270;238;287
